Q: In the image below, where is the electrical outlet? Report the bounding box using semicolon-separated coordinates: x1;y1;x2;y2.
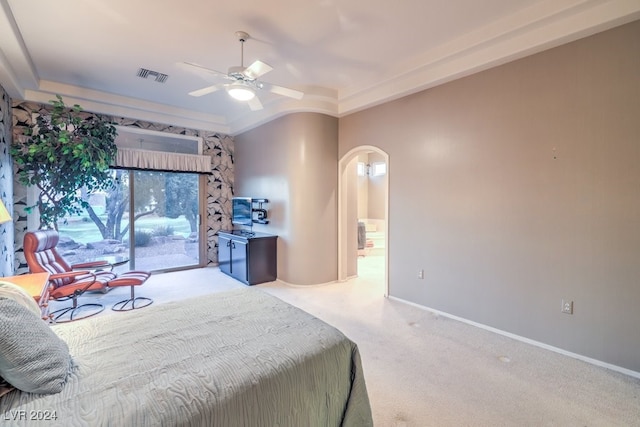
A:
561;300;573;314
417;269;424;279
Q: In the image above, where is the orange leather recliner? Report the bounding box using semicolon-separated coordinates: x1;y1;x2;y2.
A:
23;230;152;322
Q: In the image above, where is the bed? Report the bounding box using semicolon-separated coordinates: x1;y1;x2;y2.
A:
0;287;373;426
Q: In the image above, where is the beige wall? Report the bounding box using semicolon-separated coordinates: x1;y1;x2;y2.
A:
234;112;339;285
357;153;368;219
346;156;359;278
367;152;386;220
340;21;640;372
356;152;386;222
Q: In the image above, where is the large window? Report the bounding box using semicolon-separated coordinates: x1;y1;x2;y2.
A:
57;169;202;272
56;127;207;273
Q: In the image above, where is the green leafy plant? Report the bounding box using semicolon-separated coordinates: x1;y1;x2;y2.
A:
11;95;118;229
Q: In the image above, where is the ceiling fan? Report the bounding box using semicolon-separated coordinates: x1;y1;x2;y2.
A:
182;31;304;111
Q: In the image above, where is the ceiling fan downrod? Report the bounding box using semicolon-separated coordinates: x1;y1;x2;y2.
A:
235;31;250;68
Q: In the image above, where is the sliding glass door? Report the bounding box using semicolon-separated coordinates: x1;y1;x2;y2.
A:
57;169;202;272
130;170;200;271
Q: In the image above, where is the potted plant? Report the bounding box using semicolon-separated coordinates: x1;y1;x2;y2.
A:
11;95;118;229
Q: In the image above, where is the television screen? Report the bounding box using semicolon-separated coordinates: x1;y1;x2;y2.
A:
232;197;253;226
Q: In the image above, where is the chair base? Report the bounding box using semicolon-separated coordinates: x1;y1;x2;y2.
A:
50;303;105;323
112;297;153;312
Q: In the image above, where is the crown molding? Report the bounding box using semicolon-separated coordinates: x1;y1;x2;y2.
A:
2;0;639;135
338;0;640;115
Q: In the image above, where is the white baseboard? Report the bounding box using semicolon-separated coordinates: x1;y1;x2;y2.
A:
275;278;340;287
388;296;640;380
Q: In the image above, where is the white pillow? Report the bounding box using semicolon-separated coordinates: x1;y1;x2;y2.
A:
0;280;42;317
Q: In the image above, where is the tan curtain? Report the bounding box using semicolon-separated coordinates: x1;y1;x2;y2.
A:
113;147;211;174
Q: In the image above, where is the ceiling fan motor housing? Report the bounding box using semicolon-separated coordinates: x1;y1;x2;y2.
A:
228;65;250;80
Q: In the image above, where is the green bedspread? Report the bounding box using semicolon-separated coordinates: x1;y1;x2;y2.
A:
0;288;373;426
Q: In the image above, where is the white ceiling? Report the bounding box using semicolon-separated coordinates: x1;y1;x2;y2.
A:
1;0;638;135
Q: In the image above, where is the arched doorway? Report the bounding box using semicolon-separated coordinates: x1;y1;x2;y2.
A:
338;146;389;296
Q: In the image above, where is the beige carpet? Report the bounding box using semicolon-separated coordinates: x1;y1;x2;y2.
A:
53;257;640;426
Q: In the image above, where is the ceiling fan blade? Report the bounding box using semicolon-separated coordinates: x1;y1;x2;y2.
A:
247;96;263;111
243;60;273;80
188;84;224;97
179;62;230;81
261;82;304;100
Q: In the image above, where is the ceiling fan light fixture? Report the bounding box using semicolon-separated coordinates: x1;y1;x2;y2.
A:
227;82;255;101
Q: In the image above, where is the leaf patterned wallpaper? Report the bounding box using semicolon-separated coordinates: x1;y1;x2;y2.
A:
0;86;14;276
10;100;235;274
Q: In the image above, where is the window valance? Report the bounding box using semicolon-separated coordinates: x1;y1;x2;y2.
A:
112;147;212;174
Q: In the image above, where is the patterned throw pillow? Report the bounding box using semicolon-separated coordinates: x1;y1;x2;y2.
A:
0;280;46;397
0;298;74;394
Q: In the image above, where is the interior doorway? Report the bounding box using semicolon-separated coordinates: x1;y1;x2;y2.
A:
338;146;389;296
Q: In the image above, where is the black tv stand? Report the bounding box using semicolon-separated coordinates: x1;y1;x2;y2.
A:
217;230;277;285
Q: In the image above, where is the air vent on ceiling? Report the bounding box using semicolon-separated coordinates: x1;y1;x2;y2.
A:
136;68;169;83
